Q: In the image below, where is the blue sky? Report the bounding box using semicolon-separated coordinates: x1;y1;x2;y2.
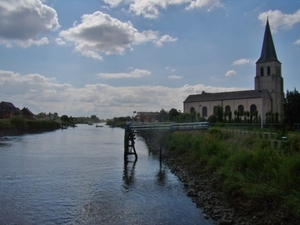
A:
0;0;300;119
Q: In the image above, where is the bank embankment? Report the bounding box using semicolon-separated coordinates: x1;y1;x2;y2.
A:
142;128;300;225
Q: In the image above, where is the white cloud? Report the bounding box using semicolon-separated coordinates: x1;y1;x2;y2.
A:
166;67;176;72
233;58;250;65
186;0;223;11
81;50;103;61
0;0;60;47
103;0;123;8
225;70;237;77
293;39;300;45
103;0;222;18
59;11;177;59
258;9;300;33
0;69;246;118
154;35;178;47
55;38;67;46
168;75;183;79
97;69;151;79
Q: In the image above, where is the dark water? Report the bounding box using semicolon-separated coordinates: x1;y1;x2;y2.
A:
0;124;213;225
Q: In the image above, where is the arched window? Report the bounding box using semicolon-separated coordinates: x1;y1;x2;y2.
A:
213;106;218;115
190;107;195;113
225;105;231;114
260;67;264;76
202;107;207;117
267;66;271;76
238;105;244;115
250;104;257;114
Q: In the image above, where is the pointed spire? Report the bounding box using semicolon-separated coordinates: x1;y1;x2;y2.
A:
256;19;280;63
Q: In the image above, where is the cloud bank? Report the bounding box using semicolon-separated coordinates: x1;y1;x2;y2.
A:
0;69;246;118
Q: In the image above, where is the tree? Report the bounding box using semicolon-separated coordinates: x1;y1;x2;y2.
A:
61;115;70;123
216;105;223;123
169;108;180;121
159;109;168;122
284;88;300;126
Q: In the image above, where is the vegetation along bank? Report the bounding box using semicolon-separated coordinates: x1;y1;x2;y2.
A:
143;128;300;225
0;116;59;136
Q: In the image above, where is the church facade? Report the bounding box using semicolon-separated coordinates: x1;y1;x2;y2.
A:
183;19;284;123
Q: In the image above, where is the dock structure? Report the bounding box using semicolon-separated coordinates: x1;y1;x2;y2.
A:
124;122;209;160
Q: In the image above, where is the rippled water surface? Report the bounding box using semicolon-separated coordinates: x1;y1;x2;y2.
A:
0;124;213;225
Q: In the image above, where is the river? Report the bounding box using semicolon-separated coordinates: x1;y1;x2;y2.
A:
0;123;213;225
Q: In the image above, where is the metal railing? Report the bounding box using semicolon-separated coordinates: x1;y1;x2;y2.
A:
127;122;209;131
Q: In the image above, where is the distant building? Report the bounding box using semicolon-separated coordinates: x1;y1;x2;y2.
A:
183;19;284;122
21;107;35;120
136;111;160;123
0;101;35;120
0;101;23;119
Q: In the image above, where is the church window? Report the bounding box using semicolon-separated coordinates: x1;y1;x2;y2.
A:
238;105;244;115
202;107;207;117
267;66;271;76
190;107;195;113
260;67;264;76
250;104;257;114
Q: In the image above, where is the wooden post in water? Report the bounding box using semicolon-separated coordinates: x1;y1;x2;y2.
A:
124;125;138;160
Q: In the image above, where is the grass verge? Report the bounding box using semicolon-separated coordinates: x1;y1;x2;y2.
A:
165;128;300;217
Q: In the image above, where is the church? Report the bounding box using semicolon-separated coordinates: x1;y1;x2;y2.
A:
183;19;284;123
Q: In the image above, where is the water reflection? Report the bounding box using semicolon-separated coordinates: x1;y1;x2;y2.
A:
156;168;166;187
123;158;137;190
0;125;213;225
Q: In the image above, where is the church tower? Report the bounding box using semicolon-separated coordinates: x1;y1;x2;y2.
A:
255;19;284;117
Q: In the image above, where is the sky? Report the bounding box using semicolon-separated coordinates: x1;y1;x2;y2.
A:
0;0;300;119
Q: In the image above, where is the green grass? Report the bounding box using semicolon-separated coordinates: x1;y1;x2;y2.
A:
165;128;300;217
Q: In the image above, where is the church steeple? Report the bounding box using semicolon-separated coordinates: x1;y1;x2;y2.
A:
256;19;280;63
255;18;283;118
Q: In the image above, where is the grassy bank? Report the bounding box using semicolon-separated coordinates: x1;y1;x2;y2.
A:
0;116;59;133
164;128;300;218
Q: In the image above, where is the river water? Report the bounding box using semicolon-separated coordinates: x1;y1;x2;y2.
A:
0;124;213;225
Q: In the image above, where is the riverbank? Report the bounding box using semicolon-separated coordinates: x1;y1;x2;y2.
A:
0;118;60;137
146;130;300;225
162;150;296;225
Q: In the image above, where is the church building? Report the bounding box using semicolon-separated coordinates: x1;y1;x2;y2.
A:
183;19;284;123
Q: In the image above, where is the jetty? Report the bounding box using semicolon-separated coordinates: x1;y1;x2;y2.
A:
124;122;209;160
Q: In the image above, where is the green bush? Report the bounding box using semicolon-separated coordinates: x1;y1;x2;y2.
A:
281;135;300;153
0;120;13;129
9;116;28;130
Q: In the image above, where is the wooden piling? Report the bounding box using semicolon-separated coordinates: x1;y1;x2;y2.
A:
124;125;138;160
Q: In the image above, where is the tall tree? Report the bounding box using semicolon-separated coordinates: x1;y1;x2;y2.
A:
284;88;300;126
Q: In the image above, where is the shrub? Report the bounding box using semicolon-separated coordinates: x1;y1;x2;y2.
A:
9;116;28;130
0;120;13;129
280;135;300;153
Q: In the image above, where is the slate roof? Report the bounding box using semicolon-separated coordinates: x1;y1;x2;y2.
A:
184;90;267;103
256;19;280;64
